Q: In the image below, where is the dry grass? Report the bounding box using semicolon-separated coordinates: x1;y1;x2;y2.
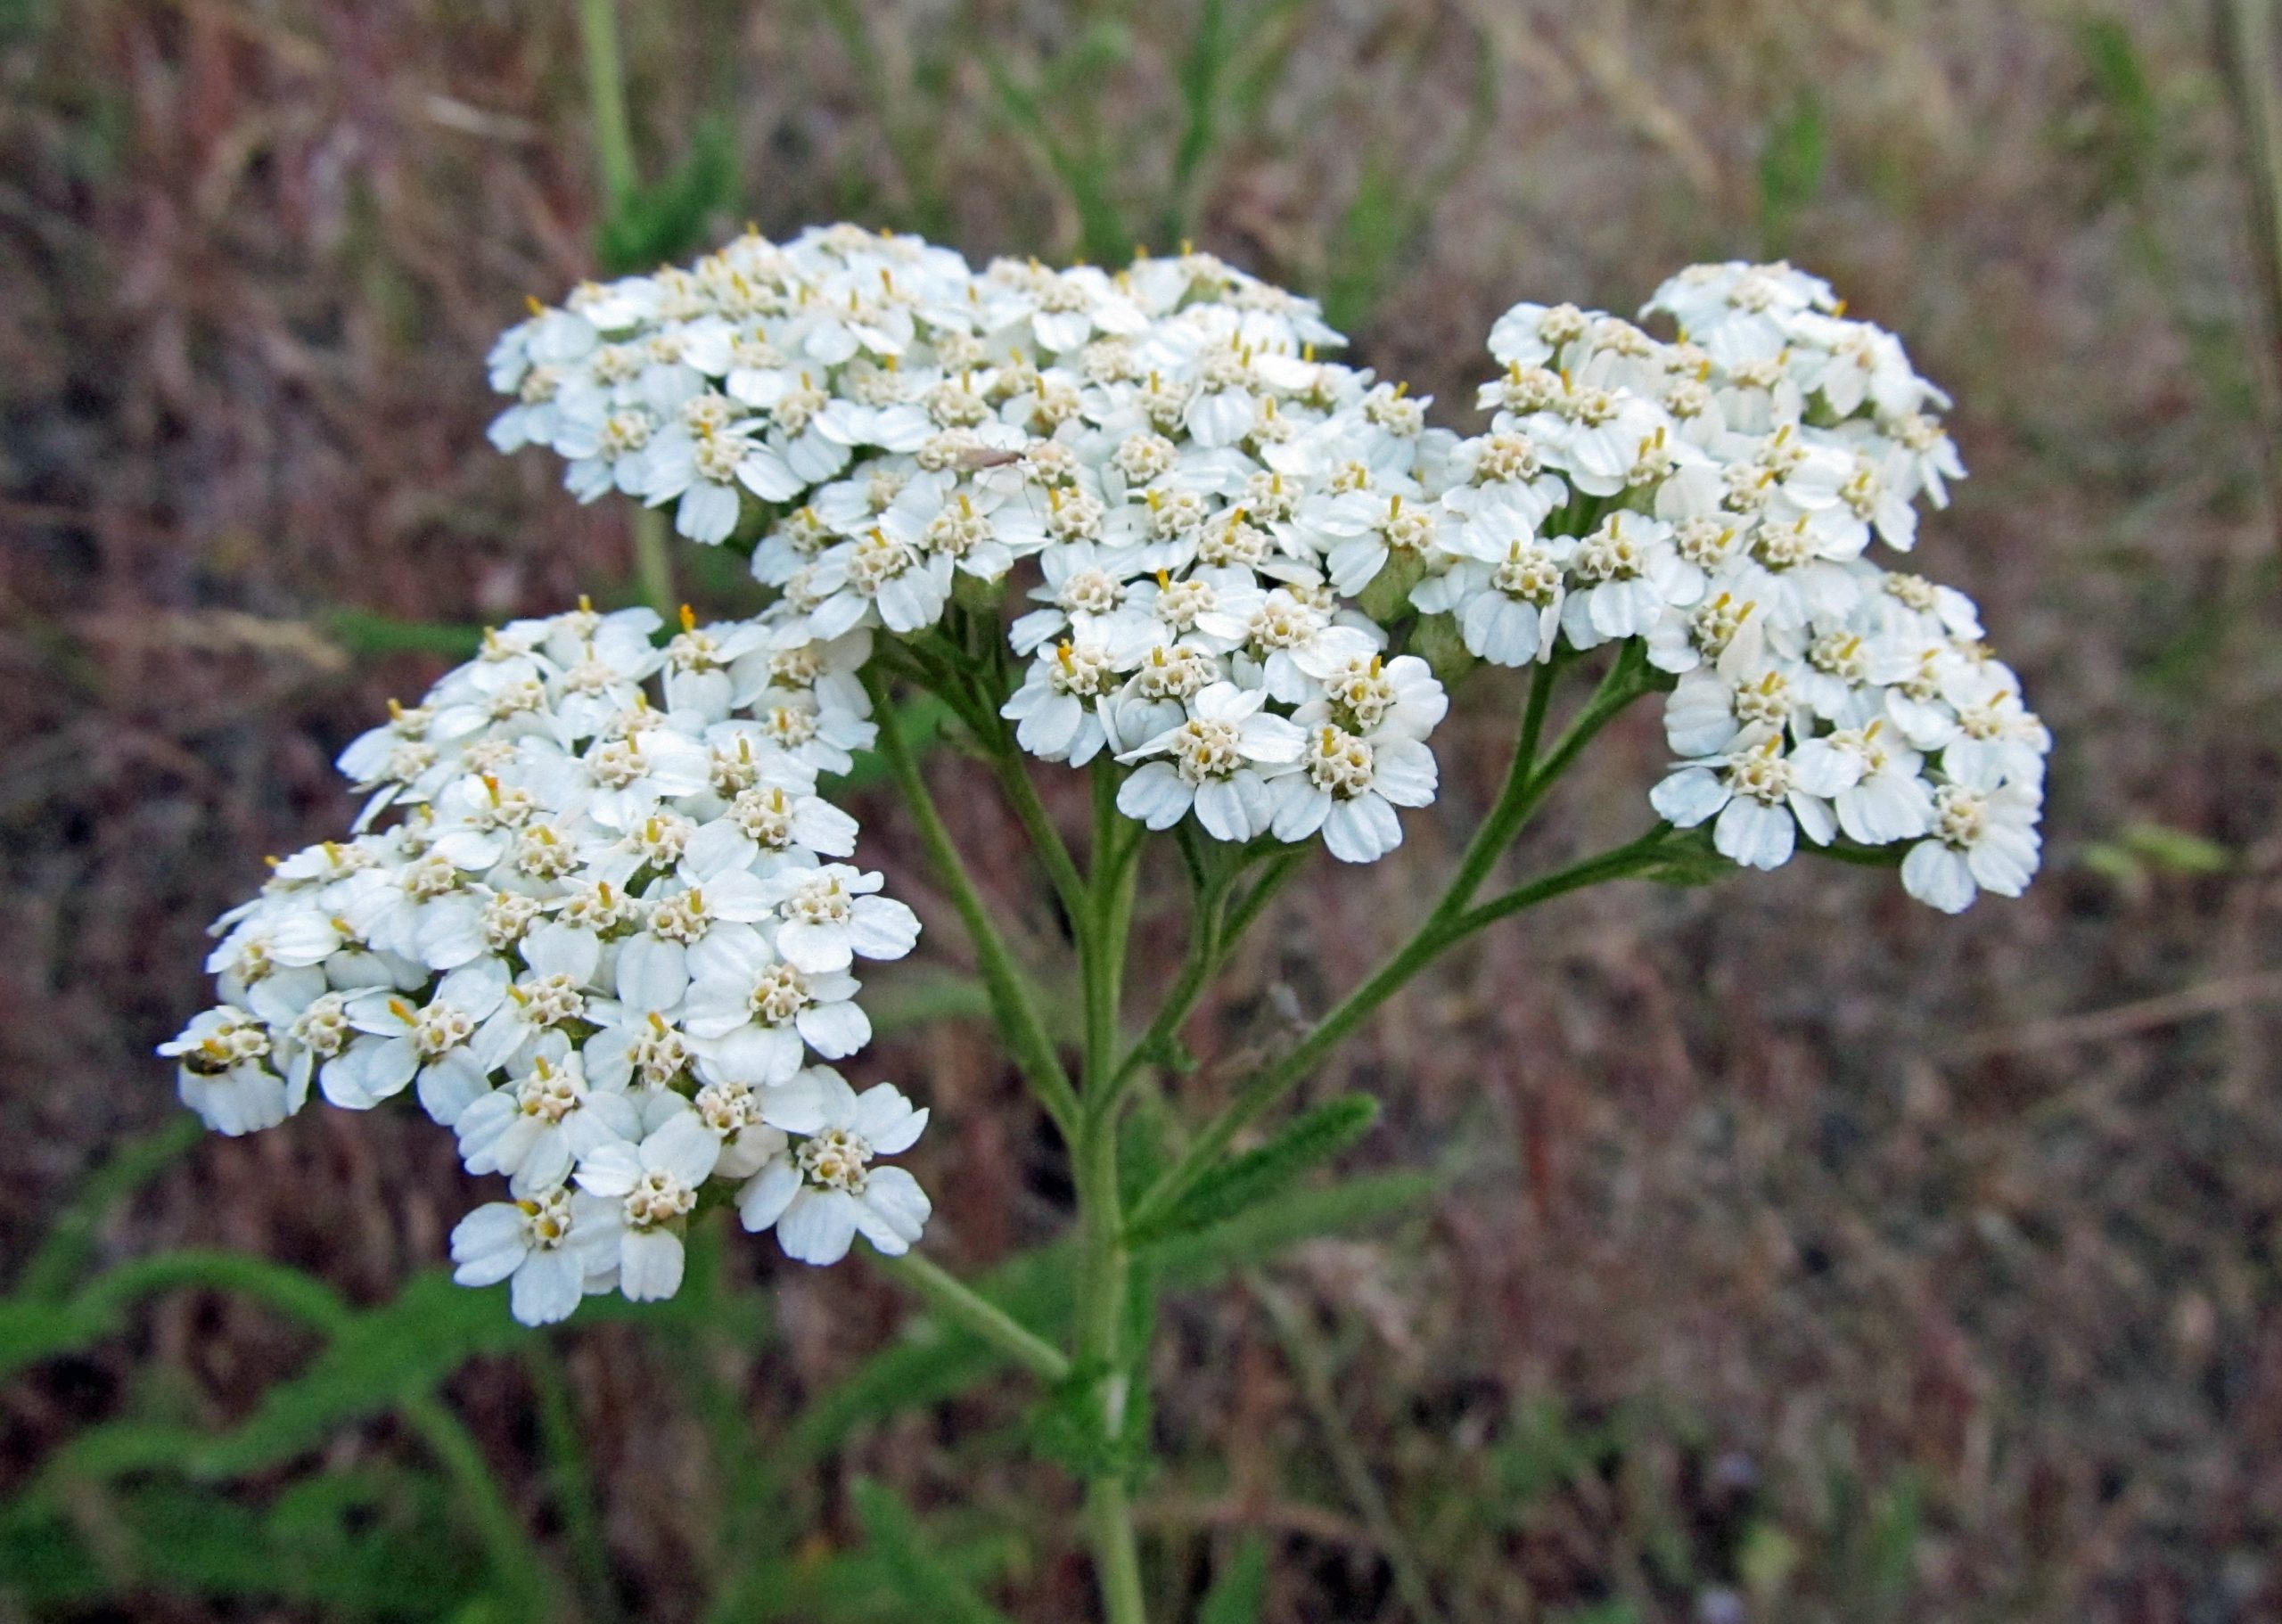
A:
4;1;2281;1620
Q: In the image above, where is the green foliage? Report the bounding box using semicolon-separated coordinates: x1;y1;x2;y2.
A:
0;1473;482;1617
1151;1168;1437;1279
1488;1396;1625;1507
2081;820;2231;885
13;1118;201;1301
1738;1519;1802;1601
2072;18;2159;202
983;24;1138;265
1551;1603;1638;1624
1859;1469;1923;1614
185;1271;530;1478
1758;94;1826;258
324;609;487;660
1127;1094;1380;1246
1319;41;1496;332
848;1480;1020;1624
597;115;743;275
1196;1532;1270;1624
1640;824;1736;887
1030;1355;1153;1484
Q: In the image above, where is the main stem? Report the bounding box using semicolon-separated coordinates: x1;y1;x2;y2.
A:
1129;652;1662;1228
576;0;638;208
1075;759;1149;1624
862;668;1079;1136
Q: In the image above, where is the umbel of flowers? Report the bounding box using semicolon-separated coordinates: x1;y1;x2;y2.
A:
166;603;927;1325
488;228;2046;895
168;227;2050;1328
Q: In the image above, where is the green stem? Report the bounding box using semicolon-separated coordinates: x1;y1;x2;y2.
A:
1075;763;1149;1624
403;1393;561;1624
1111;842;1308;1094
529;1343;622;1624
1074;1091;1145;1624
1129;825;1678;1232
1431;646;1641;925
629;504;676;619
864;666;1079;1136
871;1251;1071;1382
986;729;1090;929
1446;823;1676;936
575;0;639;206
1087;1476;1150;1624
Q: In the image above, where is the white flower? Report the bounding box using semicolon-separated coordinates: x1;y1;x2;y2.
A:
450;1187;612;1326
1268;722;1439;863
737;1071;931;1265
1559;513;1691;645
684;931;871;1086
1789;721;1933;846
760;864;923;974
1649;726;1835;871
1001;638;1123;765
1010;540;1147;656
1937;663;2050;789
877;472;1048;581
169;578;933;1323
456;1052;640;1198
1900;779;2043;914
1414;520;1567;667
640;419;799;543
160;1006;297;1137
806;528;955;637
612;847;778;1018
661;611;771;720
572;1108;725;1301
1117;681;1306;841
471;921;603;1074
1307;652;1448;740
328;961;509;1111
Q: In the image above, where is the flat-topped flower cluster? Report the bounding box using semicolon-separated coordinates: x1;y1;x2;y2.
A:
166;234;2054;1325
1469;263;2048;908
488;225;1453;863
164;603;929;1325
488;231;2045;898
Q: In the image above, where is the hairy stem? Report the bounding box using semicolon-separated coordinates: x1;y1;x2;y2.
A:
1127;647;1664;1234
872;1251;1071;1382
402;1393;562;1623
863;667;1079;1136
629;504;676;618
1131;827;1674;1229
1432;644;1646;925
575;0;638;206
1113;842;1309;1093
528;1344;621;1624
1075;761;1149;1624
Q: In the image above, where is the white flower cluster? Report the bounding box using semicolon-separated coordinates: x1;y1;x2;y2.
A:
487;225;1453;865
161;603;932;1325
486;233;2044;898
1408;261;2048;910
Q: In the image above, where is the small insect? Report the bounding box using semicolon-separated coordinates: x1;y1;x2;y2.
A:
180;1044;236;1078
947;445;1029;472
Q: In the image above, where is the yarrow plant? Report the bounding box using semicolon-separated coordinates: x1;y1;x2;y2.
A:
168;225;2048;1623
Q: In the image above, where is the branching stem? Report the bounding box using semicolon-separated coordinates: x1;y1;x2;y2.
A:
863;666;1079;1136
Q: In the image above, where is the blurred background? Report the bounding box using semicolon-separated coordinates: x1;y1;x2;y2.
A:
4;1;2281;1620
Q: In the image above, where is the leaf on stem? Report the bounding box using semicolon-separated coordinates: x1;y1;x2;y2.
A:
848;1479;1020;1624
1197;1532;1271;1624
1126;1095;1381;1248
